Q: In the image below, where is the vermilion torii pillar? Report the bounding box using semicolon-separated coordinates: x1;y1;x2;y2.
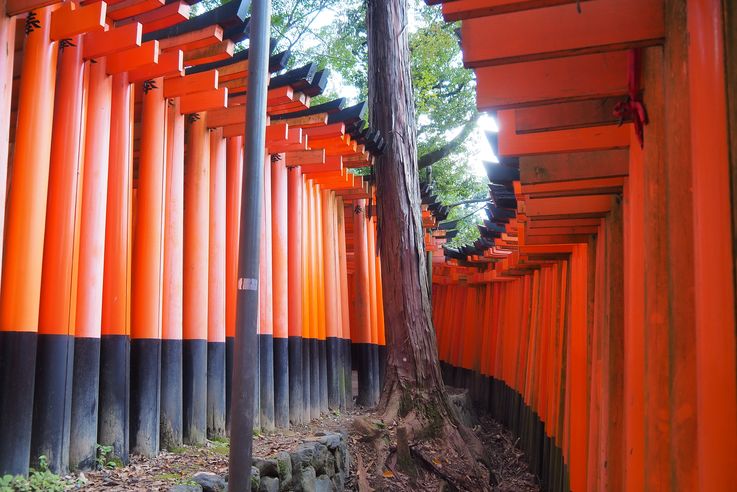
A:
259;154;275;432
225;136;243;431
131;77;167;458
161;96;185;450
0;5;59;476
33;33;85;474
100;72;133;463
70;56;112;471
271;155;290;428
287;165;304;424
352;199;375;407
183;112;210;445
207;127;227;438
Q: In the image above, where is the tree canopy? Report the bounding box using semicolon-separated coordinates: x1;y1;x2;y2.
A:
199;0;487;246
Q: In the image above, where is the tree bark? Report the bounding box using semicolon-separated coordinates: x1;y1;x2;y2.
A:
366;3;489;488
367;0;444;409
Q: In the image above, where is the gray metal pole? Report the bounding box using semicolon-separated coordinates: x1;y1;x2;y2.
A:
228;0;271;489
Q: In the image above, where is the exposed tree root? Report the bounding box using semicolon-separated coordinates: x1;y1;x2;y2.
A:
353;380;493;491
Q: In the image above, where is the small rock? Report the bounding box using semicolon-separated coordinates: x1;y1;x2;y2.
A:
259;476;280;492
324;452;336;477
315;475;332;492
314;431;326;437
312;444;329;475
276;451;292;485
193;472;226;492
251;466;261;492
317;433;341;450
291;444;315;470
331;471;345;491
253;458;279;478
169;486;202;492
78;472;87;483
299;466;317;492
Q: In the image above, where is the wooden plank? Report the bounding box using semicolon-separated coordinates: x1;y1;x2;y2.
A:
461;0;664;68
525;195;613;218
128;49;182;83
83;22;142;59
163;70;218;98
50;0;106;40
6;0;59;16
514;97;624;133
521;177;624;198
498;109;630;156
117;1;189;34
183;40;234;66
106;0;161;21
179;87;227;114
284;149;325;167
105;39;158;74
475;51;629;111
441;0;590;21
519;149;629;184
159;24;222;52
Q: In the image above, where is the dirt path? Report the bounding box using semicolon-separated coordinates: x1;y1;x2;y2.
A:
78;409;538;491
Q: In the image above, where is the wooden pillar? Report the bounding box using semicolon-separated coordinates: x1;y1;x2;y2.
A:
183;113;209;445
100;71;133;465
207;128;227;438
0;0;13;292
225;136;243;431
33;34;85;473
687;0;737;487
271;156;289;428
352;199;374;407
161;97;184;450
302;180;313;420
315;186;328;413
366;215;380;404
259;155;275;431
70;56;112;471
322;190;341;410
0;5;58;475
130;77;166;457
336;198;352;409
287;165;304;424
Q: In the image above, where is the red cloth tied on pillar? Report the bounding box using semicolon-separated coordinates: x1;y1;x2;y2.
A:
613;48;648;148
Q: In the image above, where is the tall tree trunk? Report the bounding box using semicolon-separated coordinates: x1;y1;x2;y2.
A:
366;2;488;488
367;0;444;408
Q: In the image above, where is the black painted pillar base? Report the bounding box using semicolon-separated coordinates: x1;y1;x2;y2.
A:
302;338;312;422
342;339;352;409
207;341;226;438
183;339;207;445
288;336;303;425
273;336;289;429
225;336;233;433
259;334;275;431
0;332;37;476
326;337;341;411
354;343;376;408
253;334;260;432
378;344;386;392
309;338;320;418
160;339;182;449
130;338;161;457
70;337;101;470
31;334;73;473
370;344;380;404
318;339;328;413
99;335;129;463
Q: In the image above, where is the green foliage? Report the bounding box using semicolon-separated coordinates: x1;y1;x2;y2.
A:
193;0;484;246
96;444;122;470
0;456;75;492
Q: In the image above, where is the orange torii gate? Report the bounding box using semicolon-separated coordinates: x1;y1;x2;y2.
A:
426;0;737;491
0;0;387;477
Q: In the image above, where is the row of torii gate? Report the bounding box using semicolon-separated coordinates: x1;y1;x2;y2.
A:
424;0;737;491
0;0;389;477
